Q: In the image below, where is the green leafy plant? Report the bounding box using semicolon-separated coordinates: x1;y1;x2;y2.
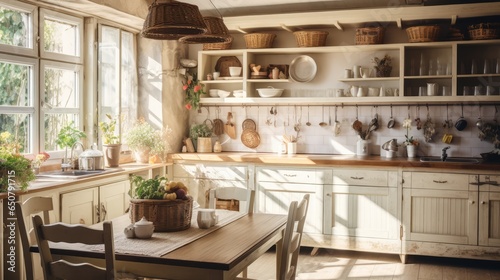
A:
99;114;120;145
55;121;86;149
0;132;35;191
189;123;213;143
129;175;167;199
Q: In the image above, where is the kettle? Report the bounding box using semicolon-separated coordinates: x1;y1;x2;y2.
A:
78;143;104;171
382;139;399;151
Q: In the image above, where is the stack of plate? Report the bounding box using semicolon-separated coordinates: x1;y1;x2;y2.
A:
250;71;268;79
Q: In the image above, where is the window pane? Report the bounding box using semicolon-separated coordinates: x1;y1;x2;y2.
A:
99;26;120;113
0;60;31;106
43;113;79;151
0;113;31;153
44;18;77;56
0;6;30;48
44;65;78;108
121;31;137;134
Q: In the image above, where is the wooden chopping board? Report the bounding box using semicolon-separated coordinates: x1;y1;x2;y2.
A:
224;112;236;139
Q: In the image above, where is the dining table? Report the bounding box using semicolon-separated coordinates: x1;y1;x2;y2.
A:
31;209;287;280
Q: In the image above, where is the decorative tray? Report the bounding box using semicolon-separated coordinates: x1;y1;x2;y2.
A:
215;56;242;77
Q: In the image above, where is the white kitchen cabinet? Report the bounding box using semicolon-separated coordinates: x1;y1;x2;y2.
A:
323;168;400;254
173;163;249;208
478;175;500;247
60;180;130;225
256;167;330;237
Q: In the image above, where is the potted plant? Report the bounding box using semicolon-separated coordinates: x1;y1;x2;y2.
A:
189;123;213;153
99;114;121;167
55;121;86;165
182;70;206;111
125;119;159;163
0;131;35;192
402;117;420;158
372;54;392;77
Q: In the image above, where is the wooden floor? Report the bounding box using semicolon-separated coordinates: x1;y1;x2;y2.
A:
246;247;500;280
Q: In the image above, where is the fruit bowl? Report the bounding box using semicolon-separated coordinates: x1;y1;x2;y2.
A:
257;87;283;98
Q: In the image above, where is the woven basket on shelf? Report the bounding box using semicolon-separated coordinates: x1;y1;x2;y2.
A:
243;33;276;49
406;26;440;43
468;23;499;40
129;197;193;232
293;31;328;47
203;36;233;50
355;27;385;45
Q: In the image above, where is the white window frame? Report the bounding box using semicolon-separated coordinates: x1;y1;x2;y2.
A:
39;8;83;64
0;53;38;154
39;59;83;158
0;0;38;57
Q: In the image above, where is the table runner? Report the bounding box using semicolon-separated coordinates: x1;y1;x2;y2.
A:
52;209;245;257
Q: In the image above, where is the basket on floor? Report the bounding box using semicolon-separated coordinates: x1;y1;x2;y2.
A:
244;33;276;49
355;27;385;45
406;25;440;43
129;197;193;232
203;36;233;50
293;31;328;47
468;23;499;40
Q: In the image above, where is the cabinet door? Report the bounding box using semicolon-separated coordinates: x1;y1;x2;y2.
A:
324;184;398;240
99;180;130;222
479;191;500;247
60;188;98;225
403;188;478;245
257;182;322;234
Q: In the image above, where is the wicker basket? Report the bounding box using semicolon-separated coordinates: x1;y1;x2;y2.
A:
406;26;440;43
243;33;276;49
129;197;193;232
293;31;328;47
203;36;233;50
468;23;499;40
356;27;385;45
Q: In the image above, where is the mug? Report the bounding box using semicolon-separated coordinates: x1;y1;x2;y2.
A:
344;69;353;79
419;86;427;96
486;86;496;95
352;65;361;78
474;85;484;96
442;86;451;96
335;88;344;97
197;209;218;229
213;72;220;79
368;87;379;96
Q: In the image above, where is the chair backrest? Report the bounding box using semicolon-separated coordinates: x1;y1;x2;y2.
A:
15;196;54;280
208;186;255;213
279;194;310;280
32;215;116;280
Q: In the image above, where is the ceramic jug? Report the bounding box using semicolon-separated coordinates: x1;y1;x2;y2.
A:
359;68;371;78
350;86;359;97
427;83;438;96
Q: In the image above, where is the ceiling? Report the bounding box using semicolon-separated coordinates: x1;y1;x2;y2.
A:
179;0;500;17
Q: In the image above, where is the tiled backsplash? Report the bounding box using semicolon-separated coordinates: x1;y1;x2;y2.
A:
189;104;498;158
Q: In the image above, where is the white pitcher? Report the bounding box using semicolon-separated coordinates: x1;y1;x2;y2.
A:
427;83;438;96
359;68;371;78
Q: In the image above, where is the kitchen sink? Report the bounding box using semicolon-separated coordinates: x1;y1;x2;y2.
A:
419;157;481;164
36;169;121;180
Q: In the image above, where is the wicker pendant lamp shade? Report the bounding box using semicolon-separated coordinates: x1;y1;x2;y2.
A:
179;16;232;44
141;0;208;40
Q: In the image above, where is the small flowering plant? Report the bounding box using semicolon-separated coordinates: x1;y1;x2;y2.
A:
182;71;205;110
403;118;419;146
33;152;50;168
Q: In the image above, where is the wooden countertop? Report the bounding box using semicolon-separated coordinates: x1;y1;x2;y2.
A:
170;153;500;173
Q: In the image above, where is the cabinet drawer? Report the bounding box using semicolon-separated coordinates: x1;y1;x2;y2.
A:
407;172;470;191
257;168;331;184
173;164;199;178
333;169;396;187
199;165;247;180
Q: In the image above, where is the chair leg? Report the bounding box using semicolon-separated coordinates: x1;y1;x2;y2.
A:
310;247;320;256
242;267;248;278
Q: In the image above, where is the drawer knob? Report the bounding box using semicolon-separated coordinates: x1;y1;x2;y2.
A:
481;201;486;205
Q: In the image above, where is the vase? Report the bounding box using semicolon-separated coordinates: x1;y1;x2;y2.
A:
134;148;150;164
103;144;122;167
356;139;371;157
287;142;297;155
406;145;416;158
375;66;392;77
197;137;212;153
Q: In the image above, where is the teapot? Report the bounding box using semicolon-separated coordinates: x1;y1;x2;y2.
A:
134;217;154;239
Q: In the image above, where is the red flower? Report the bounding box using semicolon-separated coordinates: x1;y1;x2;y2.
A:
182;84;188;91
187;79;192;85
194;85;201;93
185;103;192;110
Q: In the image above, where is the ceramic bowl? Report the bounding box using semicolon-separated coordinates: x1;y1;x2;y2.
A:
229;66;242;77
233;90;246;98
257;87;283;98
209;89;219;97
218;90;231;98
134;217;154;239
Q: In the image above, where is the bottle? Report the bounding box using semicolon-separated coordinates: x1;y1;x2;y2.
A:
272;67;279;79
419;53;426;76
213;141;222;153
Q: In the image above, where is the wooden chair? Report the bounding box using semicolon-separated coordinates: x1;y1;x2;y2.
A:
208;186;255;213
15;197;54;280
32;215;116;280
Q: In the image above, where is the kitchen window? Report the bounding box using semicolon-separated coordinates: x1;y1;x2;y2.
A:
0;0;83;158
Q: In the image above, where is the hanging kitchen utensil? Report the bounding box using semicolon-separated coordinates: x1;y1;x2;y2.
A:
202;107;214;133
213;107;224;136
476;105;484;129
334;106;341;136
423;105;436;142
387;105;395;129
441;104;453;144
415;105;422;130
224;111;237;139
306;106;311;126
319;106;327;127
242;106;257;131
266;106;273;126
455;104;467;131
241;129;261;148
352;105;362;133
293;106;301;133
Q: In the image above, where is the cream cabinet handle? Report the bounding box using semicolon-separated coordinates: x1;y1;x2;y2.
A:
433;180;448;184
350;176;364;180
101;203;107;221
283;173;297;177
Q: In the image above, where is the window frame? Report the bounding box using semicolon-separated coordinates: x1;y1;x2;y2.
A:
0;0;38;57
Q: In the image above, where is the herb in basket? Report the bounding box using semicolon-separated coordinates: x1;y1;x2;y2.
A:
129;175;167;199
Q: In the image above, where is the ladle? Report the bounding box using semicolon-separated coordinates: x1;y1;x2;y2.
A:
476;105;483;129
352;106;362;133
319;106;328;127
387;105;395;129
306;106;311;126
334;106;341;136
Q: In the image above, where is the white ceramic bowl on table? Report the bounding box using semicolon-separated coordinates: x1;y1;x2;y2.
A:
209;89;219;97
257;87;284;98
229;66;242;77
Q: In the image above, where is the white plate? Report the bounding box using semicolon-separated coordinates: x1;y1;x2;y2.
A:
289;55;317;83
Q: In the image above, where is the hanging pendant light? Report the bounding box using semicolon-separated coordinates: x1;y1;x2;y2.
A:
141;0;208;40
179;16;231;44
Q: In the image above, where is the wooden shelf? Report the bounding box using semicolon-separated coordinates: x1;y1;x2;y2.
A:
339;77;399;82
404;75;452;79
457;74;500;78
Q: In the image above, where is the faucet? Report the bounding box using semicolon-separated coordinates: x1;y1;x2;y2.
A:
61;142;84;171
441;146;451;161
